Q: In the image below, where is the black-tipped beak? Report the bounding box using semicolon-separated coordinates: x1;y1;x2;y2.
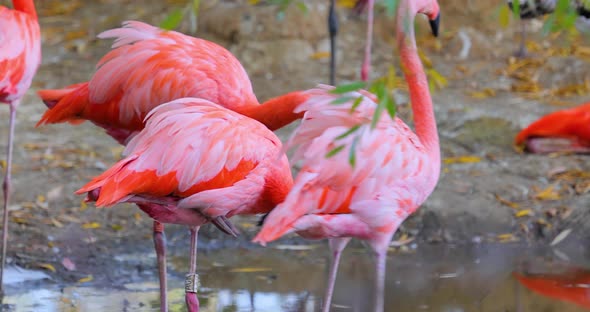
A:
429;13;440;37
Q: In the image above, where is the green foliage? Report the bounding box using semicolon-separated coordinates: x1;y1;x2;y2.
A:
159;8;184;30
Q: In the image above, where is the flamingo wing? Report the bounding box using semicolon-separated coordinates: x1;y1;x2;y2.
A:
77;97;286;218
0;6;40;102
254;86;436;244
38;21;257;129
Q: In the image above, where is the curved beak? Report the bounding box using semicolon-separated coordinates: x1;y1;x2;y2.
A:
429;13;440;37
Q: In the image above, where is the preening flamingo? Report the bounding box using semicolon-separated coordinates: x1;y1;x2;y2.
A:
37;21;307;143
254;0;441;310
0;0;41;293
507;0;590;57
77;98;294;312
35;21;307;311
514;102;590;153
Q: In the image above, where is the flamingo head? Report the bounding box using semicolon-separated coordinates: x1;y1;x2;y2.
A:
421;0;441;37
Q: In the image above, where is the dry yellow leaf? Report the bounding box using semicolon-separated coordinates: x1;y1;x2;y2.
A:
497;233;517;242
467;88;496;99
80;200;88;211
337;0;357;8
310;51;330;60
533;185;561;201
38;263;56;272
37;194;46;203
229;267;273;273
443;156;481;165
81;222;101;229
78;275;93;283
515;209;533;218
494;194;519;209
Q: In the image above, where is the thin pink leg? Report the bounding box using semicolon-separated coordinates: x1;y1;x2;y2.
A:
0;102;17;294
185;226;200;312
360;0;375;82
373;249;387;312
153;220;168;312
322;237;351;312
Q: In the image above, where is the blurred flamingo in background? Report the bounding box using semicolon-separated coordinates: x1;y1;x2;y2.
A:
254;0;441;311
507;0;590;57
36;21;307;311
0;0;41;293
77;97;294;312
514;102;590;153
328;0;376;83
514;268;590;309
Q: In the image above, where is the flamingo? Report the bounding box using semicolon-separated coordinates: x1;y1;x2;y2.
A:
514;102;590;153
0;0;41;293
35;21;307;311
77;97;294;312
254;0;441;311
507;0;590;57
327;0;376;83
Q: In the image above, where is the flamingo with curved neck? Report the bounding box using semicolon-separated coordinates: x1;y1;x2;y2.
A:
0;0;41;293
254;1;441;311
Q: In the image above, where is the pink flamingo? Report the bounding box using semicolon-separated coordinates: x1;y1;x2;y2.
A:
254;0;441;311
77;97;294;312
0;0;41;293
35;21;306;311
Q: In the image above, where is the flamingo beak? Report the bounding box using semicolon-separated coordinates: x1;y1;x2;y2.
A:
429;13;440;37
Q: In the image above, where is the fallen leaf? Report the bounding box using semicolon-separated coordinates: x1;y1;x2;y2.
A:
61;258;76;271
551;228;572;246
81;222;101;229
515;209;533;218
273;244;319;251
229;267;273;273
494;194;520;209
497;233;518;242
443;155;482;165
77;275;93;283
37;263;56;272
533;185;561;201
310;51;330;60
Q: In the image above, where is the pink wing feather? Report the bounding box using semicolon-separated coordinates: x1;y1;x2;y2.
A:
0;6;41;103
77;97;291;218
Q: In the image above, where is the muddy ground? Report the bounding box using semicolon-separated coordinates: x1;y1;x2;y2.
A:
1;0;590;286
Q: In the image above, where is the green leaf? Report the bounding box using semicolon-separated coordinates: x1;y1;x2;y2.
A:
331;95;356;105
160;8;184;30
384;0;399;16
326;145;345;158
384;94;396;120
511;0;520;19
335;125;361;140
348;136;359;167
330;81;367;94
350;96;364;113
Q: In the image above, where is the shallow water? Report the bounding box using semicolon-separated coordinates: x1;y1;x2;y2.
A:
3;242;590;312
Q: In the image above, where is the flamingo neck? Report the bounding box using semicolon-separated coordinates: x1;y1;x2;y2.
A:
238;91;308;131
396;3;440;165
12;0;37;18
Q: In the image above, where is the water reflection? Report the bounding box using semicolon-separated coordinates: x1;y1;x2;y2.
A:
3;243;590;311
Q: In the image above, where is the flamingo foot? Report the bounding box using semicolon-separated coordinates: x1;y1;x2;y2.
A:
525;137;590;154
153;221;168;312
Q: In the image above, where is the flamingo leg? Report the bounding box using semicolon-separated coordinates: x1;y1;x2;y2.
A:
322;237;351;312
153;220;168;312
516;19;528;58
373;249;387;312
328;0;339;85
360;0;375;82
185;226;200;312
0;102;17;294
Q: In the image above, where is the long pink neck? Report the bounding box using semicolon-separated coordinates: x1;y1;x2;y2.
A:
237;91;309;131
12;0;36;18
396;2;440;165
